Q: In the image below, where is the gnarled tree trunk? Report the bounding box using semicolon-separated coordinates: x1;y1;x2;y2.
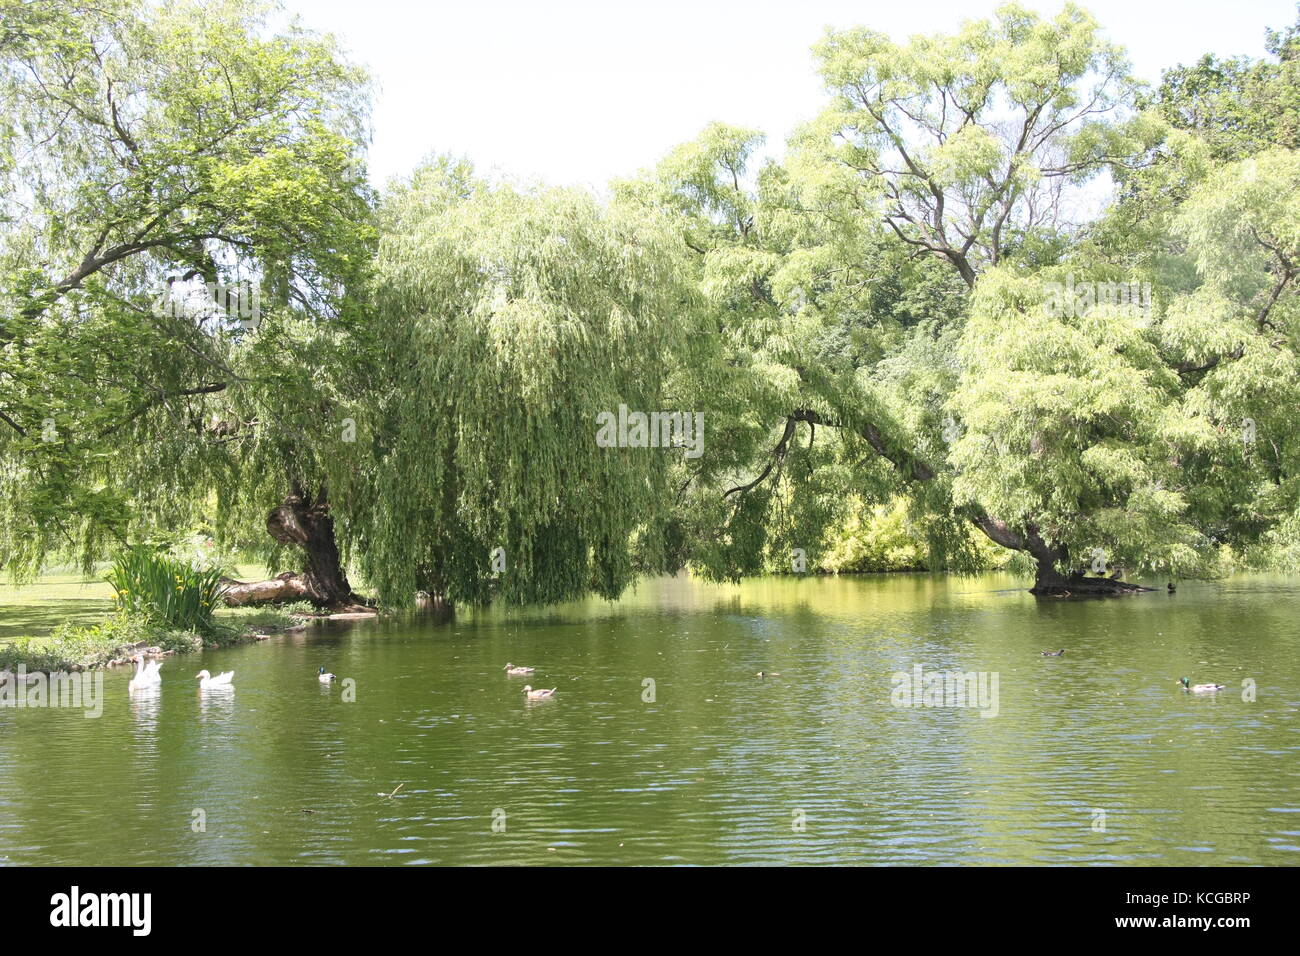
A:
1023;541;1151;596
967;512;1150;596
222;483;369;610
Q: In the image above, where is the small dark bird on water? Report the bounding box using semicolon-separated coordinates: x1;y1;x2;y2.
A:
1167;582;1176;593
1041;648;1065;657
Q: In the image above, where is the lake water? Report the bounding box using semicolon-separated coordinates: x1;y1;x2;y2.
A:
2;572;1298;865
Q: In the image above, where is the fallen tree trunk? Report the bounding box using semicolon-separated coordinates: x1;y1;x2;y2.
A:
221;570;363;607
963;511;1152;596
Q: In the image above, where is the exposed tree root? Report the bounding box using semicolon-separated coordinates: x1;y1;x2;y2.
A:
1029;573;1153;597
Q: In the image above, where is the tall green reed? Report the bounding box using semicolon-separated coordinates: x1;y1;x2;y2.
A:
105;548;227;635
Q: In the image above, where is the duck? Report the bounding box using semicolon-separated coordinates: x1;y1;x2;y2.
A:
1041;648;1065;657
522;685;556;700
318;667;337;683
128;655;162;691
504;663;535;676
756;670;781;678
1168;582;1177;593
195;669;234;689
1179;677;1224;693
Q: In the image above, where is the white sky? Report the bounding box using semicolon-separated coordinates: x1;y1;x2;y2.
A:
281;0;1298;190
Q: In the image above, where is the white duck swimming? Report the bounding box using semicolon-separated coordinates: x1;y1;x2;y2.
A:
318;666;337;683
522;684;556;700
504;662;535;676
128;655;162;691
196;669;234;689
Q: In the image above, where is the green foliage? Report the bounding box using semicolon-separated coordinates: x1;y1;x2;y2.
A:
944;141;1300;579
615;3;1162;586
950;268;1216;578
1147;9;1300;161
7;0;1300;607
623;3;1300;588
0;0;375;580
819;498;1008;573
351;159;695;607
797;1;1149;282
105;549;226;634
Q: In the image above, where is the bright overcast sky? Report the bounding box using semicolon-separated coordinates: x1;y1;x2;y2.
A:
281;0;1297;190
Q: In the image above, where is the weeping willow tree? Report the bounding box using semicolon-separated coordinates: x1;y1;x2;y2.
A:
618;3;1300;595
344;159;694;608
610;122;985;582
611;6;1147;589
962;146;1300;586
0;0;376;602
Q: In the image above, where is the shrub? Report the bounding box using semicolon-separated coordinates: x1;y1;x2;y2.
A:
819;499;930;573
818;497;1011;574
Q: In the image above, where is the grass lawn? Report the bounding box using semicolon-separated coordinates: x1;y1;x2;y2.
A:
0;566;271;643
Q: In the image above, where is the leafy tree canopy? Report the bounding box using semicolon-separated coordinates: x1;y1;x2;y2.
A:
0;0;374;578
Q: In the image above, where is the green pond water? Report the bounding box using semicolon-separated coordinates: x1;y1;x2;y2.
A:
1;572;1298;866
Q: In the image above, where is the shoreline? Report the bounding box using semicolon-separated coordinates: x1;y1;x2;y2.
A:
0;608;381;676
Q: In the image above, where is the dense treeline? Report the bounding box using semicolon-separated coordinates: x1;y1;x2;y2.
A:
3;0;1299;607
